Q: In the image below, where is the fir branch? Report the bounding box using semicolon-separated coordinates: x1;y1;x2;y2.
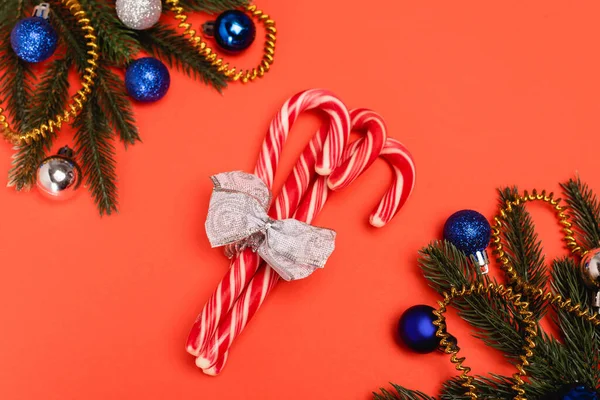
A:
374;384;435;400
530;334;597;392
8;57;72;190
74;94;119;216
419;242;524;355
440;375;549;400
80;0;140;67
0;0;30;30
177;0;248;13
550;258;599;386
561;178;600;251
136;22;227;90
498;187;548;319
96;65;140;146
51;3;89;72
0;26;34;130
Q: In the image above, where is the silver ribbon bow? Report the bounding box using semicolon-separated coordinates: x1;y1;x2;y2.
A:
205;171;336;281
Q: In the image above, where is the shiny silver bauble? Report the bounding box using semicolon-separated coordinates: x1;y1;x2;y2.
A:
36;146;81;200
116;0;162;30
582;249;600;289
582;249;600;308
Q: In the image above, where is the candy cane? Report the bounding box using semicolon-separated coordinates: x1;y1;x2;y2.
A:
185;90;350;358
198;110;415;375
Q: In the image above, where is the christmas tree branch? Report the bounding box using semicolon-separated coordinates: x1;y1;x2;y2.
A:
561;178;600;251
136;22;227;90
80;0;140;67
74;94;118;216
374;384;435;400
51;2;89;72
550;258;600;386
0;0;33;132
419;242;524;355
8;57;72;190
95;65;140;146
498;187;548;319
177;0;248;13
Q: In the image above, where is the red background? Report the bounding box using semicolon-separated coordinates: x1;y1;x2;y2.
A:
1;1;599;399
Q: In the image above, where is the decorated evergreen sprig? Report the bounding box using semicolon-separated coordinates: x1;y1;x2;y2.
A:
0;0;248;215
376;178;600;399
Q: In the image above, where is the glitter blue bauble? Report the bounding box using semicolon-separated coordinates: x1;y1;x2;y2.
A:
444;210;491;255
397;305;439;354
125;57;170;102
543;384;598;400
10;16;58;63
214;10;256;53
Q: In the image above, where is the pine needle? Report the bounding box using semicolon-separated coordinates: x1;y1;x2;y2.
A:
177;0;248;13
8;57;72;190
0;27;33;132
80;0;140;67
96;65;140;146
498;187;549;319
419;241;524;355
136;22;228;90
374;384;435;400
561;178;600;251
74;94;119;216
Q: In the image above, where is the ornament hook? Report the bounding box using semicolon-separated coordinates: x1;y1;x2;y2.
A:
33;3;51;19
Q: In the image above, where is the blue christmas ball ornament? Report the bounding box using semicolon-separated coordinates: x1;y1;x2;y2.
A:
444;209;491;274
11;16;58;63
125;57;170;102
542;384;598;400
212;10;256;53
397;305;440;354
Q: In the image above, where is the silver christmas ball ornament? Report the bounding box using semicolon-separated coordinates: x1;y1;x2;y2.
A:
36;146;82;200
116;0;161;30
582;249;600;308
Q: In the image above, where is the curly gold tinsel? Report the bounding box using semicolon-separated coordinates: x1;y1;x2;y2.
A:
433;283;537;400
491;189;600;326
0;0;98;146
165;0;276;83
433;189;600;399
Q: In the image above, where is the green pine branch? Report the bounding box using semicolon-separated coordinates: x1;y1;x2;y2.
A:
136;22;227;90
74;93;118;216
8;57;72;190
561;178;600;251
374;384;435;400
498;187;548;319
177;0;248;13
550;258;600;386
419;242;524;355
51;2;89;72
96;65;140;146
80;0;140;67
0;1;33;132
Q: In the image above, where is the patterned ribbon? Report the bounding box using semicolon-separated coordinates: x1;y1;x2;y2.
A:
205;171;336;281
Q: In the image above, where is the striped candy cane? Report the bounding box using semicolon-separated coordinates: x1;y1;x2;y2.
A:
186;89;351;358
199;110;417;375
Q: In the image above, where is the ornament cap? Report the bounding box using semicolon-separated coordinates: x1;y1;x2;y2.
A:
437;333;459;353
33;3;51;19
469;250;490;275
202;21;216;37
593;291;600;309
57;146;74;158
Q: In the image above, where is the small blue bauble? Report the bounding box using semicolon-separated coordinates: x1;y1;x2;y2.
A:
543;384;598;400
214;10;256;53
125;57;170;102
444;210;491;255
10;17;58;63
397;305;439;353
